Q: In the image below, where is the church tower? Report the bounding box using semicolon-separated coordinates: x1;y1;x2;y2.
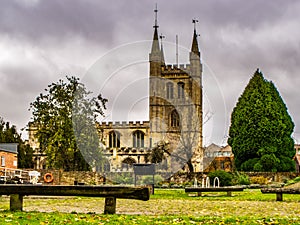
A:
149;9;203;172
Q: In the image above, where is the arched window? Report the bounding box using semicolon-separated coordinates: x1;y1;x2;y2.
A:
170;110;180;127
108;131;120;148
122;157;137;171
133;130;145;148
166;82;174;99
177;82;185;99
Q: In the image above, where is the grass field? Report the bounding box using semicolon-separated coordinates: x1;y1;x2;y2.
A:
0;188;300;224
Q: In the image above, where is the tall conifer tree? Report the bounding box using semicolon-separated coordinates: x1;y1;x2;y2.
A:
228;69;295;172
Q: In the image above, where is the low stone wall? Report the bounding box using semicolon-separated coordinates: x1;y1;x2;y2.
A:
35;170;300;186
243;172;300;183
167;172;300;185
37;170;105;185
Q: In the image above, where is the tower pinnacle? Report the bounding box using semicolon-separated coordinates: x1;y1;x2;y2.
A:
191;19;200;57
150;4;161;58
159;33;165;64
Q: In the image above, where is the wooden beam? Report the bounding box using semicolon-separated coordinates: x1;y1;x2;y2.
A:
0;185;150;214
0;185;150;201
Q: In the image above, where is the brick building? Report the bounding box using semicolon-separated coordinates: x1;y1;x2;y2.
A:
203;144;234;172
0;143;18;170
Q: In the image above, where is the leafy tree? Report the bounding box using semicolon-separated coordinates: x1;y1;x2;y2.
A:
228;69;295;172
29;76;107;171
0;117;34;168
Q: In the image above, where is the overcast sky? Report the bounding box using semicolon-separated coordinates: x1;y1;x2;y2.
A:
0;0;299;146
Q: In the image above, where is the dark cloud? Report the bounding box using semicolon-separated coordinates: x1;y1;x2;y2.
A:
0;0;299;143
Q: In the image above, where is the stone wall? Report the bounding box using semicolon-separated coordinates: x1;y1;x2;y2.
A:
38;170;105;185
243;172;300;183
36;170;300;186
167;172;300;185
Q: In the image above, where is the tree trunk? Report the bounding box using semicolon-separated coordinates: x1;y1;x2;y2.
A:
187;160;194;173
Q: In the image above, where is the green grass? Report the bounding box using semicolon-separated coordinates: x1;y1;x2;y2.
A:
0;212;299;225
1;189;300;224
153;188;300;201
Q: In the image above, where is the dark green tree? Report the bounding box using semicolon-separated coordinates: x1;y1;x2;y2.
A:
228;69;295;172
29;76;107;171
0;117;34;168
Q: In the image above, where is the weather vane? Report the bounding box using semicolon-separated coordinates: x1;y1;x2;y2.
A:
159;33;165;40
192;18;199;30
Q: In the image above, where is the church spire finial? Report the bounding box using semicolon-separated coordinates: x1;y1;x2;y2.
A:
192;19;198;31
154;4;159;29
191;19;200;56
151;4;160;54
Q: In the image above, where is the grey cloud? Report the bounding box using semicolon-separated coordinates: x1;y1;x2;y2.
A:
0;0;116;46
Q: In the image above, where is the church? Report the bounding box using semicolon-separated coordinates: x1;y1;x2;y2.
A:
28;8;204;173
97;8;204;173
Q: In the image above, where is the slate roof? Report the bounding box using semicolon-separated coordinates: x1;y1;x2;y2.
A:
0;143;18;154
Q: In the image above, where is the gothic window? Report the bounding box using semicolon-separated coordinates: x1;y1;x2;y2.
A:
108;131;120;148
133;130;145;148
122;157;136;171
166;82;174;99
170;110;180;127
177;82;185;99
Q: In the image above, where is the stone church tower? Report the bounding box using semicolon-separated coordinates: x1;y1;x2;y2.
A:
149;10;203;172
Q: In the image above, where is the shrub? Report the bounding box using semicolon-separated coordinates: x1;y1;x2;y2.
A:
208;170;233;186
114;173;134;185
235;173;250;185
250;176;268;185
141;175;164;185
285;176;300;186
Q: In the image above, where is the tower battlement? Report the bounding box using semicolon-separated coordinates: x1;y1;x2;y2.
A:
162;64;190;75
98;121;150;128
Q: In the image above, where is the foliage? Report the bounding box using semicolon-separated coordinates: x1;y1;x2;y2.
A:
29;76;107;171
113;173;134;185
228;69;295;172
208;170;233;186
0;117;34;168
17;143;34;169
233;172;250;185
250;176;268;185
1;211;300;225
141;174;164;185
145;141;170;164
284;176;300;186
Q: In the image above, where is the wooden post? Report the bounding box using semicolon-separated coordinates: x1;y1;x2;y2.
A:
10;194;23;211
276;193;283;201
227;191;232;197
197;192;202;197
104;197;116;214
